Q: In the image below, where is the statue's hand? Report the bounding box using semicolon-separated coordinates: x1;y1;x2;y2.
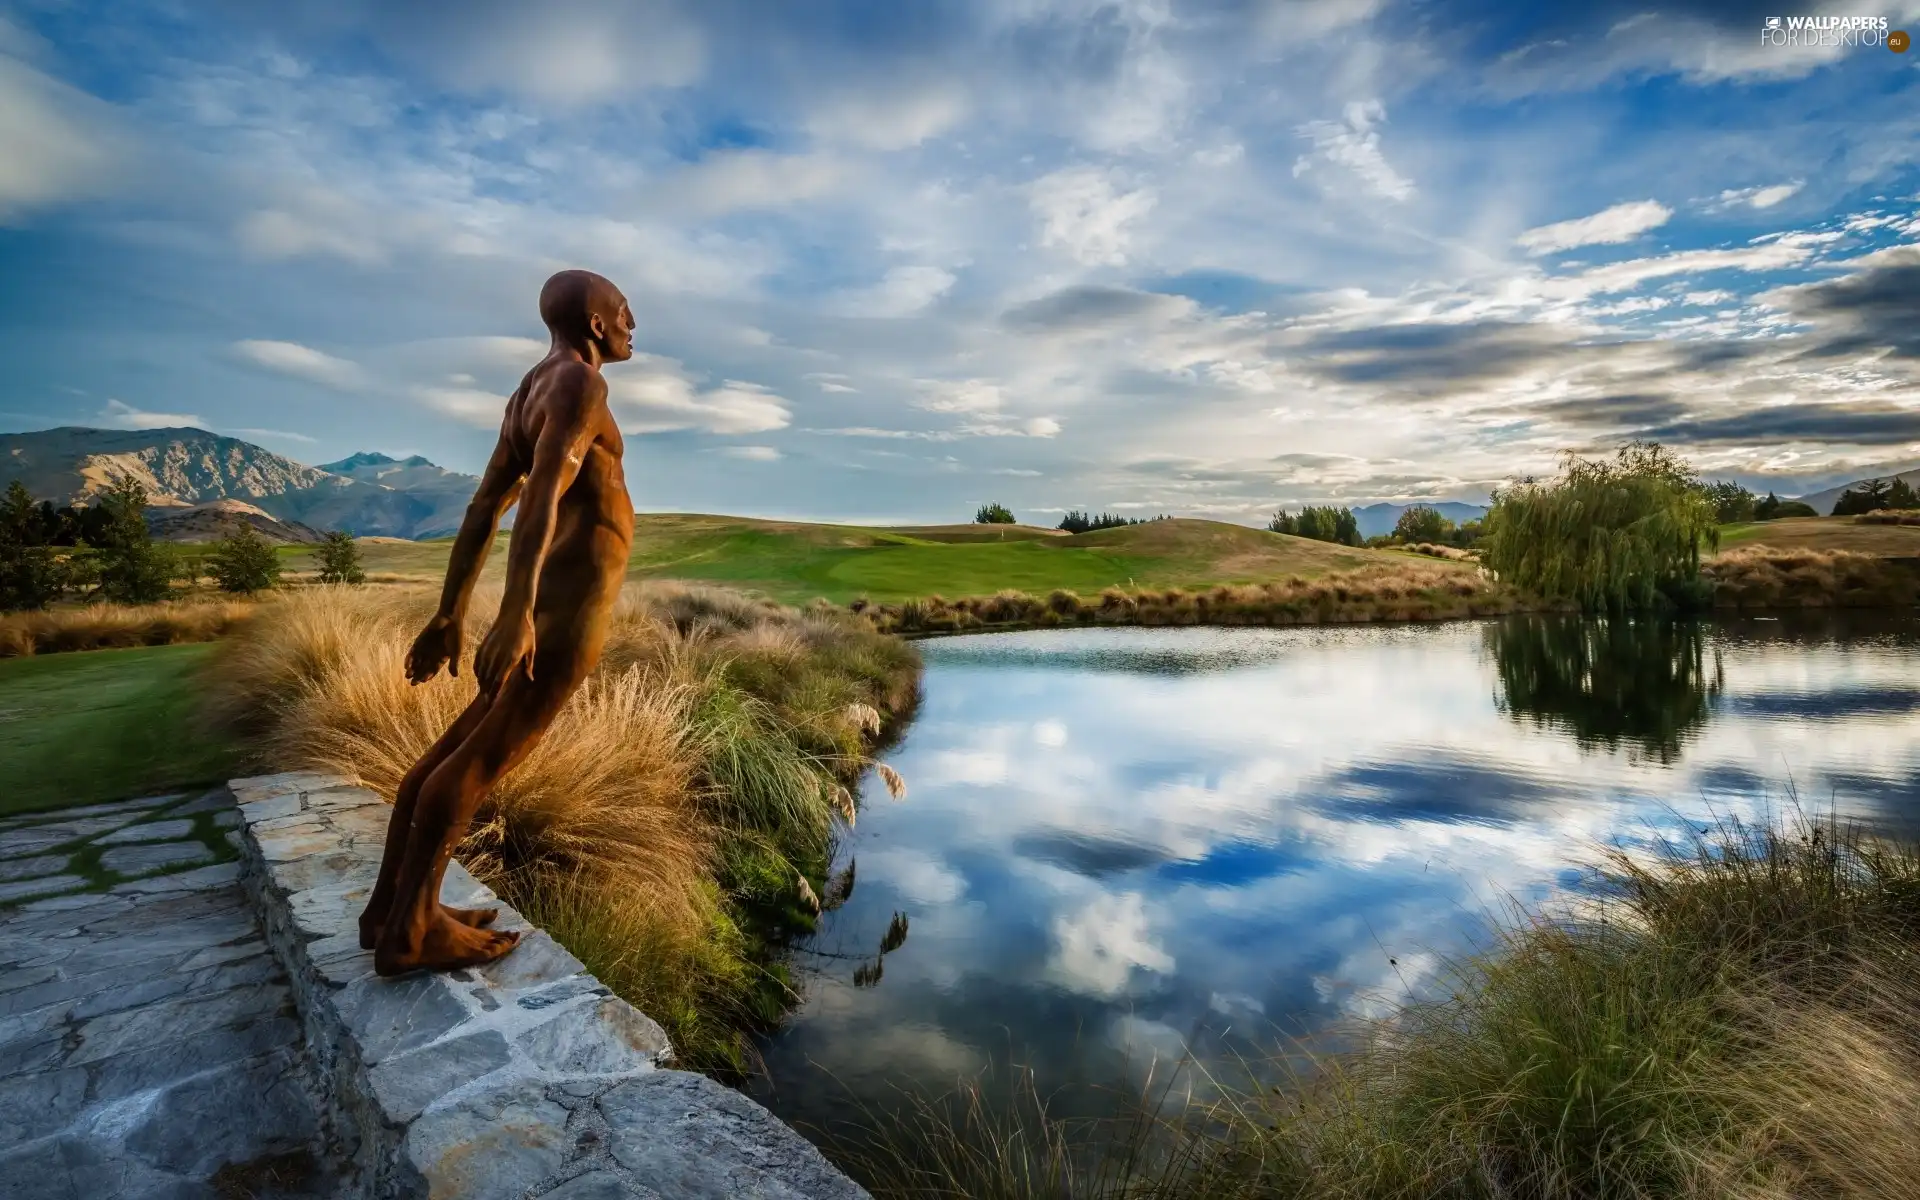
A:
474;609;536;697
405;612;463;684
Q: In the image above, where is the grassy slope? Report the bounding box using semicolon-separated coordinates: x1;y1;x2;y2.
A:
1719;515;1920;556
282;515;1423;604
0;643;241;814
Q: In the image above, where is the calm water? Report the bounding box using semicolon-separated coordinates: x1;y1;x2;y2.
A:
750;613;1920;1128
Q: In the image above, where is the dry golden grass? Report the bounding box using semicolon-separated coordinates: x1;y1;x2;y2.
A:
1852;509;1920;528
855;561;1522;636
205;581;920;1066
0;599;254;658
1704;545;1919;609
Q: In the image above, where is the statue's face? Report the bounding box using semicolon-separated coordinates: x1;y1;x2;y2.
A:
590;292;636;363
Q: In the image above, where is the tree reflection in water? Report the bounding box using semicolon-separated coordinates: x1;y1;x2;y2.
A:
1486;615;1724;764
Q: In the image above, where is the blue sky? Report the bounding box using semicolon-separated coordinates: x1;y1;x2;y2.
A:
1;0;1917;522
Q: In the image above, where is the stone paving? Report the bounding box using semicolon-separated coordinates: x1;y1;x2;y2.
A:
0;788;331;1198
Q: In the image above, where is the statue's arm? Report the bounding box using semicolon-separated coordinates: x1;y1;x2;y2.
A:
433;430;525;623
494;364;605;624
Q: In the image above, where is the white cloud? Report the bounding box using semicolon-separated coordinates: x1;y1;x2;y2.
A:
916;379;1005;416
1516;200;1672;256
411;386;505;427
807;80;969;150
0;51;121;221
100;399;204;430
379;0;706;104
837;264;957;318
610;355;792;435
717;445;781;461
1292;100;1413;203
1711;181;1806;212
1030;167;1157;266
649;149;845;217
1049;891;1175;997
231;340;364;391
232;427;317;443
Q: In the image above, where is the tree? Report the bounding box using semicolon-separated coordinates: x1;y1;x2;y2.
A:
1483;442;1718;612
91;478;173;604
1701;480;1758;524
974;502;1016;525
1267;509;1296;535
1058;511;1140;534
0;481;66;611
1289;505;1361;546
1393;505;1451;544
208;520;283;593
314;530;366;584
1832;477;1919;516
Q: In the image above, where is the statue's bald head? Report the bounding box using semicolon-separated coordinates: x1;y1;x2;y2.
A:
539;269;634;363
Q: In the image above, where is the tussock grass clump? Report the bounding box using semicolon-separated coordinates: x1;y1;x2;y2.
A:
0;599;254;658
1852;509;1920;527
840;816;1920;1200
205;581;919;1068
856;563;1517;636
1705;546;1919;609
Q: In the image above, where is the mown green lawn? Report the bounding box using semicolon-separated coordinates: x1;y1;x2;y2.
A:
285;515;1408;605
0;643;242;814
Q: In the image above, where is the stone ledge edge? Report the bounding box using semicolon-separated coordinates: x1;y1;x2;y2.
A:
230;770;868;1200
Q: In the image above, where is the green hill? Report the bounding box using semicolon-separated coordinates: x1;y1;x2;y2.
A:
309;514;1438;604
1717;515;1920;557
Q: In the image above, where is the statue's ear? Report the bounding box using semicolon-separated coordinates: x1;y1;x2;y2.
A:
588;312;607;342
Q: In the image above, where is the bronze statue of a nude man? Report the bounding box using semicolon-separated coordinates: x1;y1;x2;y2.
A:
357;269;636;975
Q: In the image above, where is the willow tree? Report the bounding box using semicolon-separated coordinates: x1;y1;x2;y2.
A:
1484;442;1719;611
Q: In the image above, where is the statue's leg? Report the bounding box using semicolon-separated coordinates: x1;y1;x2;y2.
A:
371;658;582;974
357;693;501;949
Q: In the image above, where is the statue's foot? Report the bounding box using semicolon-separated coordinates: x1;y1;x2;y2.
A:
375;910;521;976
358;903;500;950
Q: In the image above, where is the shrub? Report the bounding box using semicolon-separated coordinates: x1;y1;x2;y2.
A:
974;502;1016;525
208;520;283;593
314;530;366;584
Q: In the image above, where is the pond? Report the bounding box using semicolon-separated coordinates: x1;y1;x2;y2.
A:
749;612;1920;1134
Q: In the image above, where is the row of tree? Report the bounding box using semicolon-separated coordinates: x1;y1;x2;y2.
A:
972;503;1171;531
0;479;364;612
1266;505;1362;546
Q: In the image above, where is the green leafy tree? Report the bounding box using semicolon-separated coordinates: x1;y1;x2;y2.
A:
208;520;283;593
91;478;173;604
1483;442;1719;612
1487;615;1723;765
1267;509;1296;535
1287;504;1360;546
1832;477;1919;516
0;481;66;611
1393;505;1451;544
314;530;366;584
1754;492;1818;521
974;502;1016;525
1701;480;1758;524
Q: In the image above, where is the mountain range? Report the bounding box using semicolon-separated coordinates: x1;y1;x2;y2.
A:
3;425;1898;541
1791;469;1920;516
1351;501;1488;539
0;426;478;540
